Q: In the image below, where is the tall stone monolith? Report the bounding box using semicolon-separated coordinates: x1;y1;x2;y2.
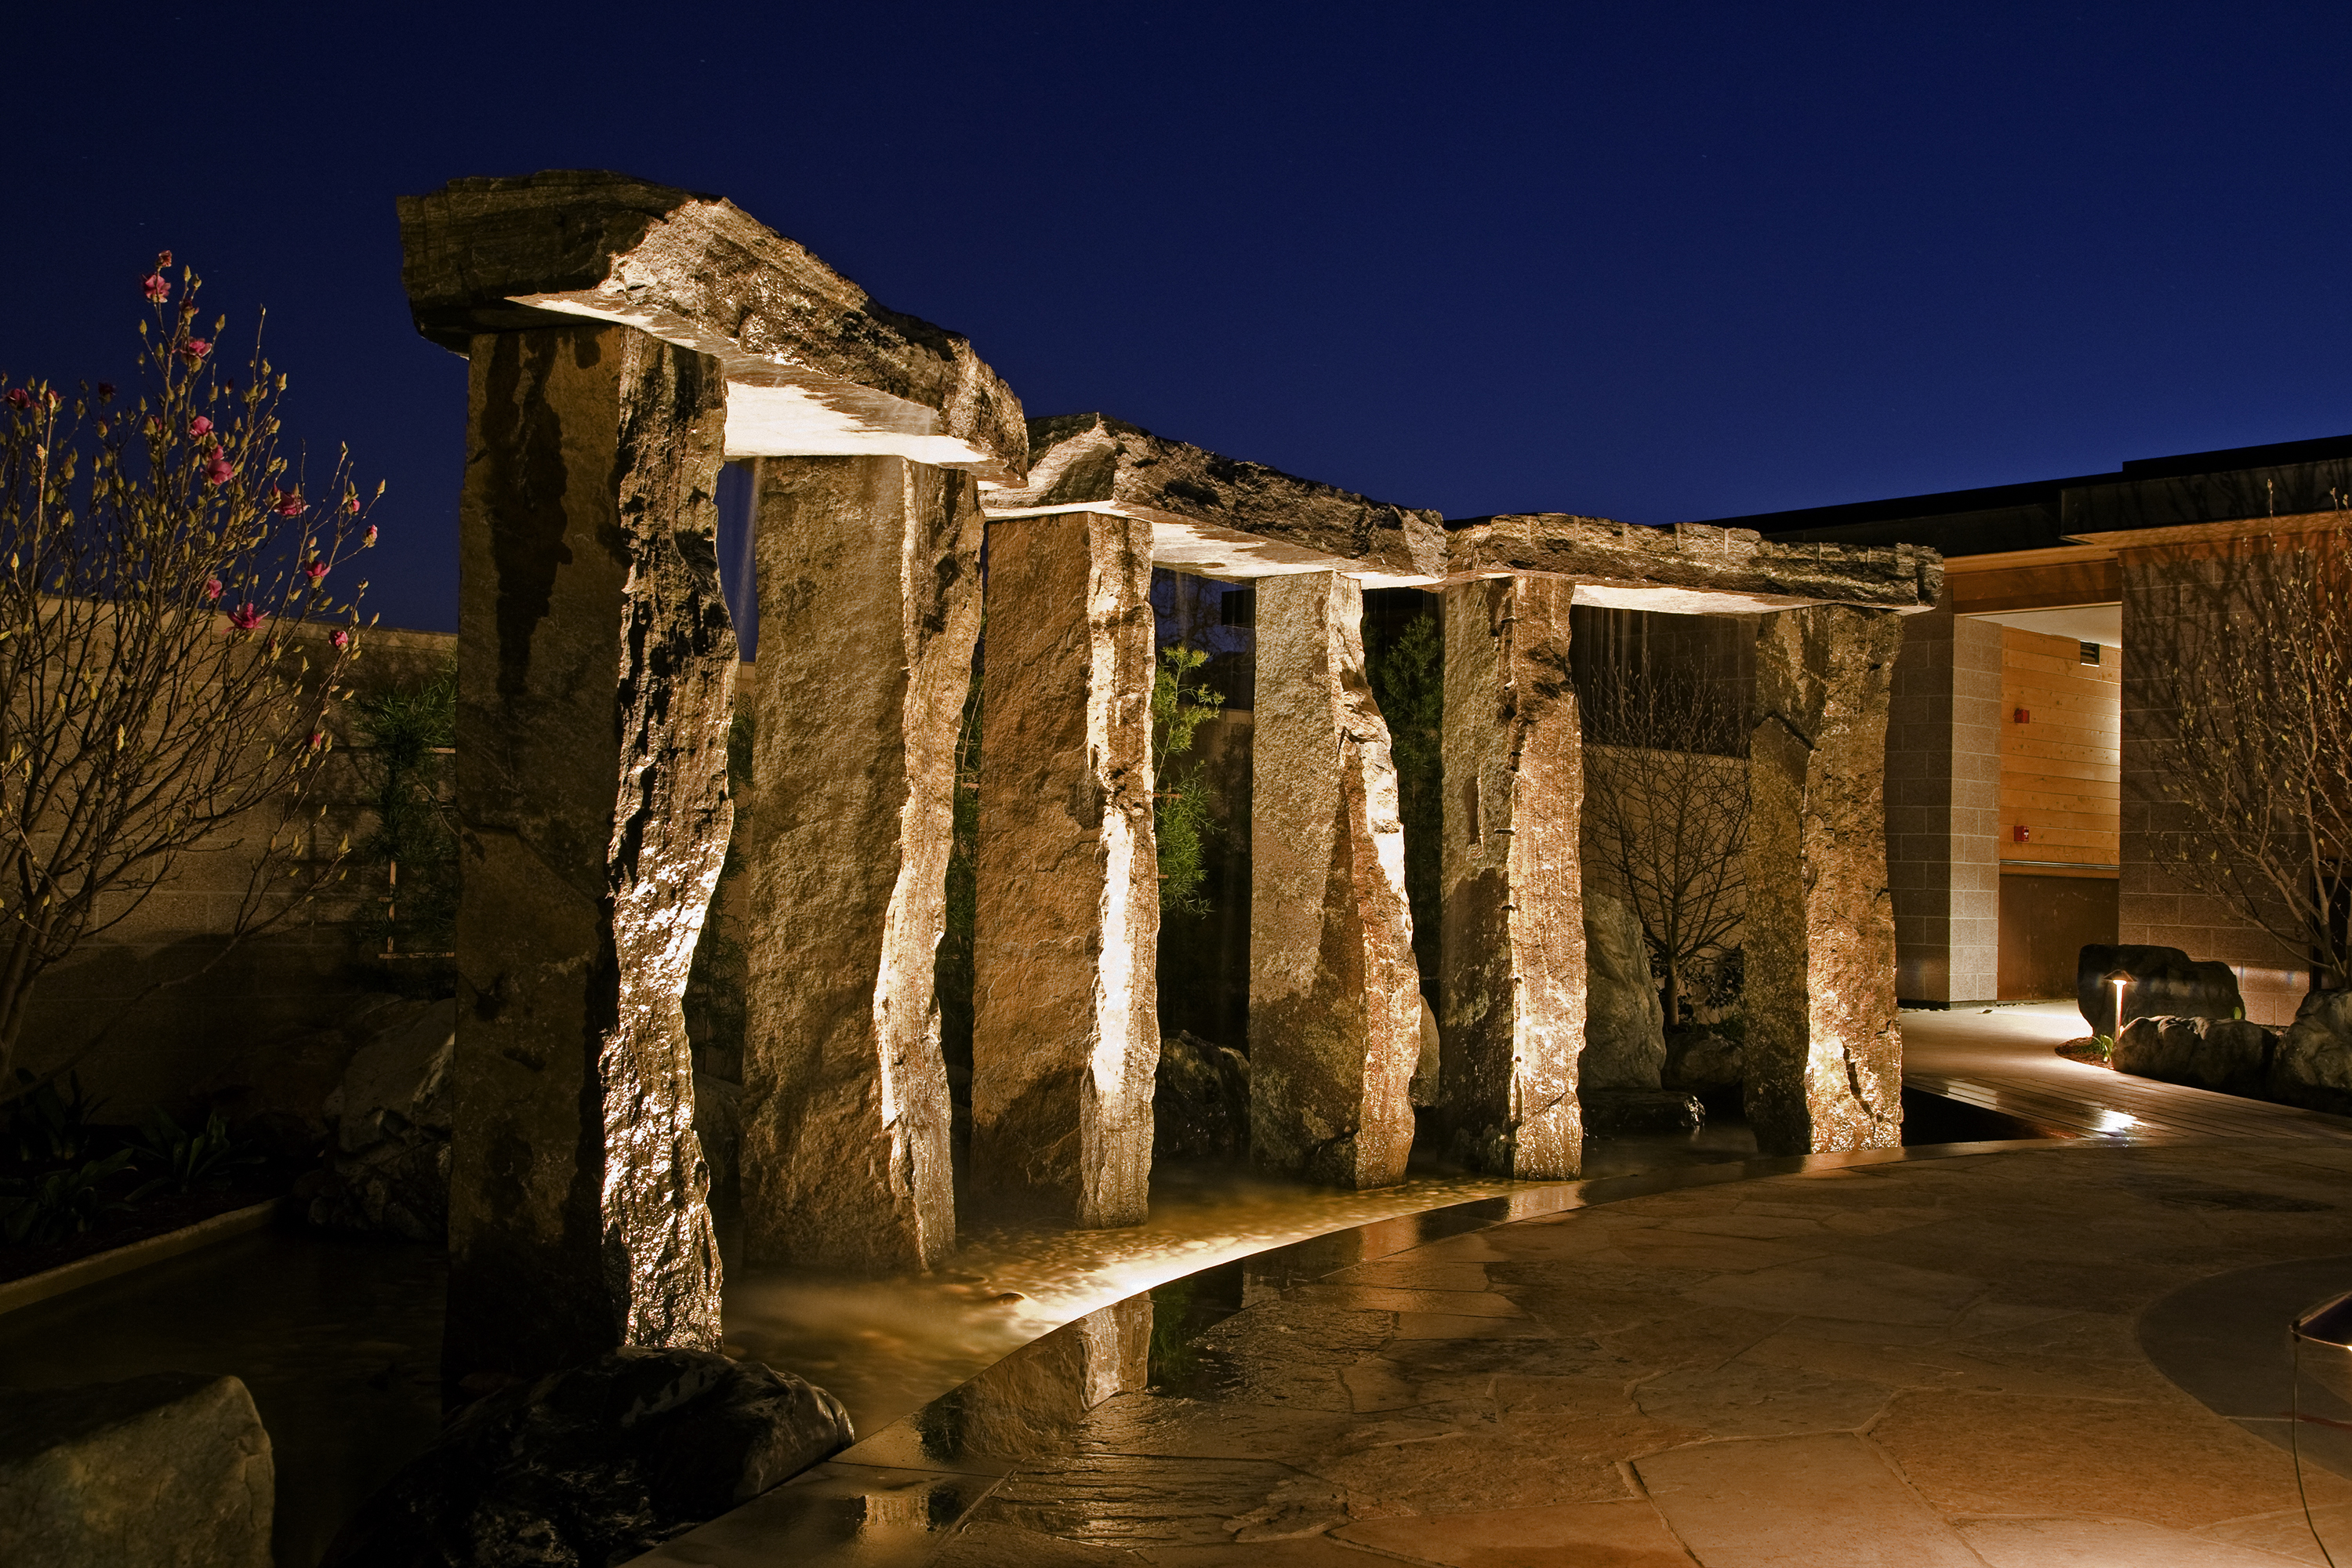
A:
1744;604;1907;1155
738;456;982;1272
446;323;734;1387
1438;576;1584;1178
1250;572;1421;1188
971;510;1160;1226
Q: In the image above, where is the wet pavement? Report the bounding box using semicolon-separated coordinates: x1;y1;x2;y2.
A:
639;1137;2352;1566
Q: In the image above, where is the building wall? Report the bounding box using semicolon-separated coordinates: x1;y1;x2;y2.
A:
1884;599;2003;1004
2118;547;2313;1026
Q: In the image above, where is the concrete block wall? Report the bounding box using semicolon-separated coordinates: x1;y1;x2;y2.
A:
1885;599;2002;1004
2118;551;2309;1026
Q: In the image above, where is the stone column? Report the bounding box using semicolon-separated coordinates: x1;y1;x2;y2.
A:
1744;604;1907;1156
1437;576;1583;1178
1250;572;1421;1188
971;510;1160;1227
737;456;982;1272
1884;593;2002;1006
446;324;734;1386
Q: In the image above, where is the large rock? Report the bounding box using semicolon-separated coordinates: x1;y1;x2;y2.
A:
2078;942;2245;1036
397;171;1026;483
308;999;458;1242
971;507;1161;1225
1743;605;1907;1156
1581;1089;1705;1135
1439;575;1584;1179
193;993;411;1156
1250;572;1421;1189
2270;989;2352;1115
1582;893;1665;1090
440;322;734;1388
2114;1014;2274;1095
737;456;982;1269
1154;1033;1251;1161
1663;1028;1744;1097
0;1373;272;1567
324;1349;851;1568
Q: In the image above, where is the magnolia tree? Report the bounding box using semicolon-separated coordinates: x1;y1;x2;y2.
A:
0;253;380;1096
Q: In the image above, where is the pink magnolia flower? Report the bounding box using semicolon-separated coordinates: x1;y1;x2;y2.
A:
203;577;223;602
343;494;361;516
304;561;328;584
273;488;304;518
307;731;325;750
2;388;29;412
202;453;234;486
361;524;378;548
179;339;210;363
188;416;212;437
330;628;350;652
228;603;264;632
154;249;173;270
143;273;170;303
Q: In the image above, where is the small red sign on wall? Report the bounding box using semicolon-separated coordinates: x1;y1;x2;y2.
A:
2013;824;2031;843
2014;708;2031;724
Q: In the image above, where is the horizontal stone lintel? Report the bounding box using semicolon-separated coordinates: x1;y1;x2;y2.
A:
398;171;1026;482
992;414;1940;613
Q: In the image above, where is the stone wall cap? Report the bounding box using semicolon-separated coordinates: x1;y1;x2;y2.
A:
397;170;1026;482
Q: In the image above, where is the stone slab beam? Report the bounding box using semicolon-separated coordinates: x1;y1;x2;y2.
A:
446;323;734;1385
737;456;982;1272
972;510;1160;1227
398;170;1026;481
1438;576;1584;1178
1250;572;1421;1188
992;414;1940;615
1744;604;1907;1156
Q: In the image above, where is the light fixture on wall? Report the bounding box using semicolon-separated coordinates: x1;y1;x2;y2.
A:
2014;708;2031;724
2013;825;2031;843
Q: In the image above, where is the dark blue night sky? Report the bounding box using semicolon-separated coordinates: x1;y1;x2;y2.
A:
4;2;2346;632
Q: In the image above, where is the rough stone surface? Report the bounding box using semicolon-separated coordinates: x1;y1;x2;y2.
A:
307;999;457;1241
1154;1032;1251;1160
1447;516;1940;610
397;171;1025;481
1582;892;1666;1090
1251;572;1422;1188
993;414;1447;582
2269;989;2352;1114
324;1348;851;1568
2113;1015;2274;1095
0;1373;272;1567
738;456;982;1271
2078;942;2245;1036
1743;605;1907;1156
1439;576;1583;1178
445;324;733;1386
973;510;1160;1225
1581;1087;1706;1135
1663;1029;1745;1097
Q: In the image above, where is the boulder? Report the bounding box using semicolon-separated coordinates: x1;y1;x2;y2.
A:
1581;894;1665;1090
323;1348;851;1568
2078;943;2244;1036
0;1372;272;1567
1663;1028;1744;1097
2270;989;2352;1116
307;1000;456;1242
192;991;414;1155
1409;993;1442;1109
693;1072;742;1207
2114;1014;2274;1095
1581;1088;1705;1135
1154;1032;1251;1160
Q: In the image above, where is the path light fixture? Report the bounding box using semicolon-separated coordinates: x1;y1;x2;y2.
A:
2103;967;2132;1036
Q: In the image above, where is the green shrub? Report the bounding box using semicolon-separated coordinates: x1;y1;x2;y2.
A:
0;1149;136;1245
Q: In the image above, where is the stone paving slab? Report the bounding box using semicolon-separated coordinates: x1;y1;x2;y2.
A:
634;1141;2352;1565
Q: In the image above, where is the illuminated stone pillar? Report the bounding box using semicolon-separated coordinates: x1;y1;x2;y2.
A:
1744;604;1907;1155
737;456;982;1272
971;510;1160;1226
1437;575;1583;1178
446;323;732;1386
1250;572;1421;1189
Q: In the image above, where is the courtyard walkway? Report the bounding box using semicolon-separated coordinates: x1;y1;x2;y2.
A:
639;1131;2352;1566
